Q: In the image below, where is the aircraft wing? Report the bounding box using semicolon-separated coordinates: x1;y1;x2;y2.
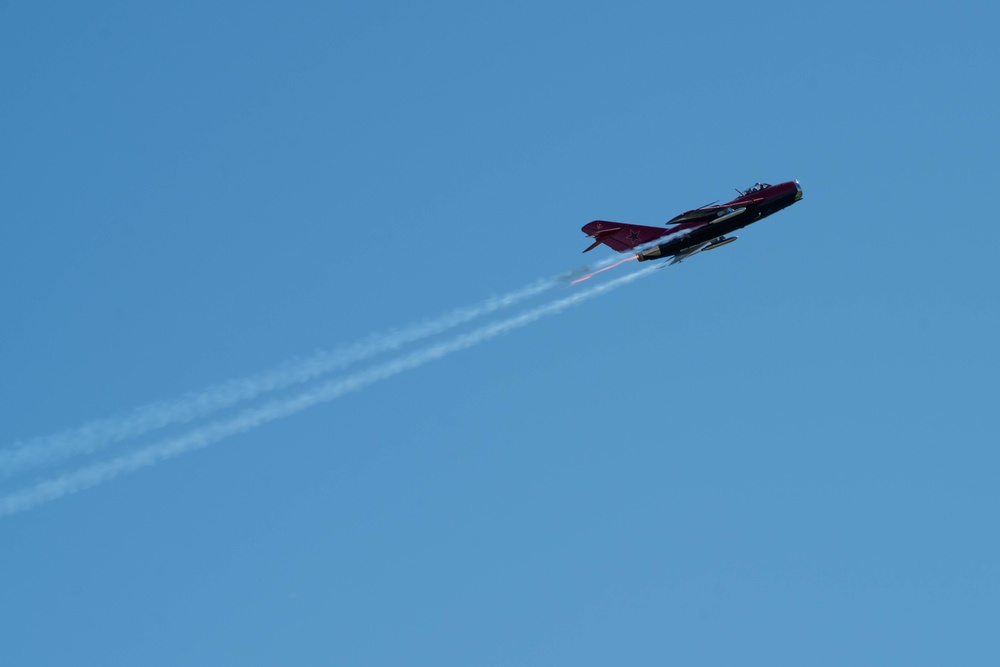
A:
667;197;765;224
667;242;711;265
666;235;738;265
666;209;721;224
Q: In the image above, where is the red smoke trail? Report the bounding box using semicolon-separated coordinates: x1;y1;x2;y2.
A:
570;255;637;285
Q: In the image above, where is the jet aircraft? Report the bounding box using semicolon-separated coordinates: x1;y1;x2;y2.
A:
581;180;804;265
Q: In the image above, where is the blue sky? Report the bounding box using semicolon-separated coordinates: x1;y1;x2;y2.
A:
2;1;998;664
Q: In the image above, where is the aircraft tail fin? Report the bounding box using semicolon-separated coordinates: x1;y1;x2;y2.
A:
581;220;668;253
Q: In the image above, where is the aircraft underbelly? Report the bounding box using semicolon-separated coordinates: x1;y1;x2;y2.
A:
663;193;797;257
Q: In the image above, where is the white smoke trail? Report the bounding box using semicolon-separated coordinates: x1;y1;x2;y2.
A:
0;276;562;479
1;253;636;480
0;264;658;518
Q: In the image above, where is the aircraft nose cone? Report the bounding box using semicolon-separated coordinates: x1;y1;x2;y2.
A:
793;180;803;201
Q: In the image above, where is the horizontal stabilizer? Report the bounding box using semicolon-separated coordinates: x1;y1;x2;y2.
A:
582;226;621;253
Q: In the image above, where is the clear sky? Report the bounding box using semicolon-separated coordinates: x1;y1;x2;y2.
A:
2;1;998;664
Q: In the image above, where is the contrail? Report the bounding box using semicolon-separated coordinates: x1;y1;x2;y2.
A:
0;275;567;479
0;264;659;518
